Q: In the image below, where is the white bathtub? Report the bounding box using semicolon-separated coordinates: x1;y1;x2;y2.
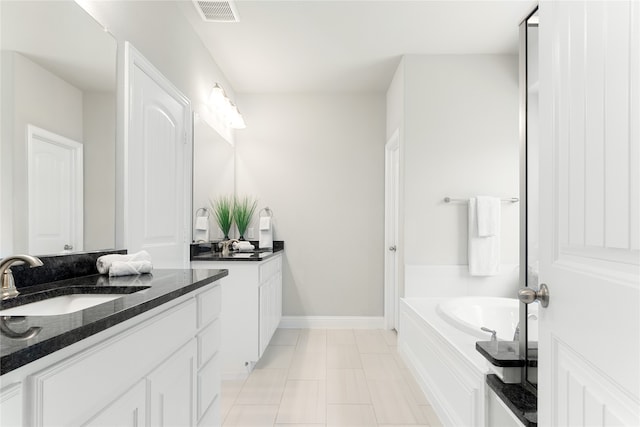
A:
398;297;532;427
437;296;538;341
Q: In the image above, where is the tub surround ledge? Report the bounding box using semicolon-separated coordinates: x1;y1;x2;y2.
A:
486;374;537;427
476;341;538;367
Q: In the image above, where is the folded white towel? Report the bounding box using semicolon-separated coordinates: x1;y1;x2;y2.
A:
233;241;255;251
468;198;500;276
476;196;500;237
96;251;152;274
108;260;153;277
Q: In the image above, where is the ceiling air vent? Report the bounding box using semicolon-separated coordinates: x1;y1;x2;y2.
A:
193;0;240;22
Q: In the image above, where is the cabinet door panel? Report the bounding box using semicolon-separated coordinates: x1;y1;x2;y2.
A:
197;352;220;420
82;381;146;427
148;340;196;427
0;383;22;427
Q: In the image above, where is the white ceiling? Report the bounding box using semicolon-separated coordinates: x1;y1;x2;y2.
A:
180;0;536;94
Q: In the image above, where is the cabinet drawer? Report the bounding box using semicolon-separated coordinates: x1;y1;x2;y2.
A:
198;318;220;368
197;353;220;420
258;255;282;283
197;284;221;328
31;299;197;427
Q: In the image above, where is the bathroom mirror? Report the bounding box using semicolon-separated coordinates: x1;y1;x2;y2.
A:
192;113;236;242
0;1;117;256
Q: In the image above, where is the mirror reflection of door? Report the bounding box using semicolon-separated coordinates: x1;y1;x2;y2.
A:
27;125;83;255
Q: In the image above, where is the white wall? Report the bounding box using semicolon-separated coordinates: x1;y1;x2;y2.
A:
235;94;386;316
83;91;116;251
391;55;520;298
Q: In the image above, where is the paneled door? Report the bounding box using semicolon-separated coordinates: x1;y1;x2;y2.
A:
27;125;83;255
538;1;639;425
122;43;192;268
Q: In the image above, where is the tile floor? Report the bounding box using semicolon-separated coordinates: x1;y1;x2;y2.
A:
221;329;443;426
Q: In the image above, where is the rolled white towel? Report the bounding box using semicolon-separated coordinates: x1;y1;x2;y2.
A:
232;241;255;251
97;251;152;274
108;260;153;277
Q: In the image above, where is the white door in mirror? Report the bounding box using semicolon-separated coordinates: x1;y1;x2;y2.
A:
27;125;83;255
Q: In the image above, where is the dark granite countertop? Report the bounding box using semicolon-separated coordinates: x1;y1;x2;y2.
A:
486;374;537;426
476;341;538;367
191;249;283;262
0;268;227;375
191;241;284;262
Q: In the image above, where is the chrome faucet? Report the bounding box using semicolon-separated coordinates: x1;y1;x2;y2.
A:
513;313;538;341
218;239;239;256
0;255;44;300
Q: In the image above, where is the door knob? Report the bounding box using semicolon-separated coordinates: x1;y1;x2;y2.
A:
388;245;397;252
518;283;549;308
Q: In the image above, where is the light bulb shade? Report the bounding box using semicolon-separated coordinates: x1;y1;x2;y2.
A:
207;83;246;129
208;83;226;106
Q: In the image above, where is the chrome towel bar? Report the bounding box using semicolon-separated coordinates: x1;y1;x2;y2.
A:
443;197;519;203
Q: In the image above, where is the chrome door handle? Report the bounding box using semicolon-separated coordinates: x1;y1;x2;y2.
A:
388;245;397;252
518;283;549;308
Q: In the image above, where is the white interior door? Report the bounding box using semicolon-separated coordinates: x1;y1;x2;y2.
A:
123;43;192;268
538;1;639;425
27;125;83;254
385;130;400;330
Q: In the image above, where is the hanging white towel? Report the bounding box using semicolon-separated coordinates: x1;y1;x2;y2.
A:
259;216;273;249
468;197;500;276
476;196;501;237
259;216;271;231
195;216;209;231
96;251;152;275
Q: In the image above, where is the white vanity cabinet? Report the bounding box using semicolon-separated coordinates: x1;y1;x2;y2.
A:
0;282;221;427
84;380;146;427
0;383;23;426
192;253;282;378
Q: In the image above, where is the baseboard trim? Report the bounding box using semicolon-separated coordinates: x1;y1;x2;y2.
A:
279;316;385;329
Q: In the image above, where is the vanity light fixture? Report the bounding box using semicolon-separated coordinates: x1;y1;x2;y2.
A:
208;83;246;129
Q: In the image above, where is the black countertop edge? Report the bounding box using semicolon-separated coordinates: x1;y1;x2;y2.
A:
486;374;537;427
191;240;284;260
476;341;538;368
0;269;227;375
191;247;284;262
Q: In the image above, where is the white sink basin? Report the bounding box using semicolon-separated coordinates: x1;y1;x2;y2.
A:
0;294;126;316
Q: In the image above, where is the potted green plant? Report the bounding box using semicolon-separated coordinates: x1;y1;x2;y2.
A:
210;195;234;240
233;196;257;241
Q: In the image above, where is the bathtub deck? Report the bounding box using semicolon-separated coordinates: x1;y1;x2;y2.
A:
399;297;493;427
